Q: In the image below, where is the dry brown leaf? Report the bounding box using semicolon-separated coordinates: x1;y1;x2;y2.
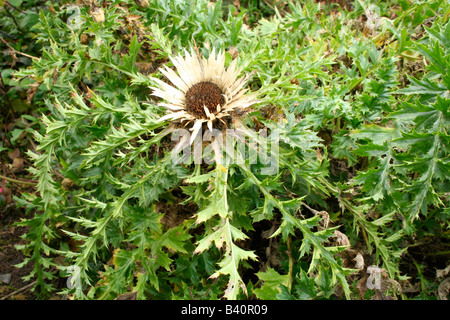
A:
127;15;142;22
135;62;155;75
114;292;137;300
0;286;10;295
438;278;450;300
62;178;75;191
400;279;420;293
80;33;91;45
317;210;330;229
7;148;20;160
227;47;239;59
12;157;24;172
374;267;401;296
135;0;149;7
26;82;40;104
91;8;105;23
353;252;365;271
13;294;27;300
356;277;368;299
371;291;396;300
0;274;12;285
315;148;323;162
436;265;450;279
334;230;350;246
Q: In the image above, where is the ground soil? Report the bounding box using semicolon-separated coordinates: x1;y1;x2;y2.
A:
0;204;35;300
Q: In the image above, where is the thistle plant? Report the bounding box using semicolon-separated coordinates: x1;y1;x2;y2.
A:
11;0;449;300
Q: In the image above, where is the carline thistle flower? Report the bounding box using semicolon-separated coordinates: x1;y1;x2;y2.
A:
151;48;259;144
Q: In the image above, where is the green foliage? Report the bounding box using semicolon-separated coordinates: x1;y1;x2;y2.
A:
10;0;449;300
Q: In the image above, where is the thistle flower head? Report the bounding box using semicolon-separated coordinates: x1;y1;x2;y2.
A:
151;49;259;144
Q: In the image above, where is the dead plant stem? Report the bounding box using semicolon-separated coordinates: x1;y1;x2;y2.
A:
0;174;38;186
287;235;293;292
0;37;39;60
0;281;36;300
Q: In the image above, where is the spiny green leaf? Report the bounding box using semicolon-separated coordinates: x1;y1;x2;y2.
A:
351;125;395;146
254;268;290;300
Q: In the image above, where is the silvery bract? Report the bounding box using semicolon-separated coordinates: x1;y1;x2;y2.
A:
151;49;259;144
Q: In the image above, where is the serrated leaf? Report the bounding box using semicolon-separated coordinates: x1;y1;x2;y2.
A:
351;125;394;146
353;152;392;201
396;76;449;97
331;131;358;166
254;268;290;300
290;269;317;300
185;172;214;184
160;225;191;253
210;242;257;300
